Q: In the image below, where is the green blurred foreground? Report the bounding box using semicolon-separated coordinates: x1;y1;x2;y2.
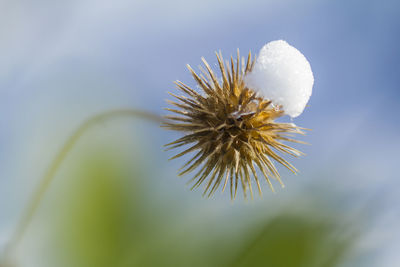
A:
11;140;358;267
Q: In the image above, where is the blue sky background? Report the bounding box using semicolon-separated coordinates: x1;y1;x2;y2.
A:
1;0;399;266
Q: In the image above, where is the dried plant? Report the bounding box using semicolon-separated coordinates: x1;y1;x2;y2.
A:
164;51;307;199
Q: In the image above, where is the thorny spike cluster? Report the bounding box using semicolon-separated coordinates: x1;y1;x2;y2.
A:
163;50;307;199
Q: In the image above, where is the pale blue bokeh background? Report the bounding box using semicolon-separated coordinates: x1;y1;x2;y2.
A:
1;0;399;266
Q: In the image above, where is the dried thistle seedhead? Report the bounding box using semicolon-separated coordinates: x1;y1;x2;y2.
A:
163;50;307;199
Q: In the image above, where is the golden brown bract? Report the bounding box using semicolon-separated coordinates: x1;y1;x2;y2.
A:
163;51;307;199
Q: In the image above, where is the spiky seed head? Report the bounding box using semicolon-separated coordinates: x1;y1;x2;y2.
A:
163;50;308;199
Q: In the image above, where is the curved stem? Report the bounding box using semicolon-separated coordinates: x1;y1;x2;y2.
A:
6;108;164;255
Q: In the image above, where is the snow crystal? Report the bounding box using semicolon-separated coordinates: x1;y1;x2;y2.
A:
244;40;314;118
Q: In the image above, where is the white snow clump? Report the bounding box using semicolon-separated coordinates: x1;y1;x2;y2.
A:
244;40;314;118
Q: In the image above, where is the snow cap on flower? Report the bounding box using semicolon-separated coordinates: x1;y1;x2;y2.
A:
244;40;314;118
